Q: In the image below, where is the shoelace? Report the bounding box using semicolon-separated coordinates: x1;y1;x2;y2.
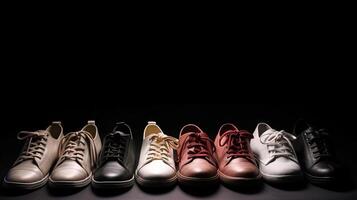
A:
305;128;330;159
14;130;49;165
260;130;297;164
181;132;215;160
102;132;127;163
219;130;254;163
56;131;98;171
146;135;178;165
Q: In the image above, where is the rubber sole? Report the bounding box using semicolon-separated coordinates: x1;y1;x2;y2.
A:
177;171;219;187
260;170;303;183
305;172;335;184
91;175;135;189
3;174;49;190
48;173;92;188
135;173;177;188
218;170;262;186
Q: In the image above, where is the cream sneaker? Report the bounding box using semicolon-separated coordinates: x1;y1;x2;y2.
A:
49;121;102;188
135;121;178;187
4;121;64;189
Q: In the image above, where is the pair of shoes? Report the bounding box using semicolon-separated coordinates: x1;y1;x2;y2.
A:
177;124;261;187
4;121;102;189
251;121;339;185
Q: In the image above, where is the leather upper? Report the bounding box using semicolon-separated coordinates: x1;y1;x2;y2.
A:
293;120;338;177
93;122;136;181
251;123;301;176
214;123;259;178
50;121;102;182
177;124;217;178
135;121;178;181
6;122;64;183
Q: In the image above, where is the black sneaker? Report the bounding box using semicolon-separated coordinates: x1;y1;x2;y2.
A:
92;122;136;189
293;119;339;185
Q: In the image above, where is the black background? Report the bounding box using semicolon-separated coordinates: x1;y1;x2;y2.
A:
0;103;356;200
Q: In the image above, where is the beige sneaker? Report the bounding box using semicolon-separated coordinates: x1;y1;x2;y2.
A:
49;121;102;188
3;121;64;189
135;121;178;187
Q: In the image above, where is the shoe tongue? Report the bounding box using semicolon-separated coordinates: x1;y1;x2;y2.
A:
261;129;290;144
69;133;87;147
261;128;276;136
305;127;314;133
183;131;205;137
115;131;130;137
146;132;158;140
147;132;166;142
78;135;86;145
158;132;166;137
183;132;208;145
179;132;193;141
108;131;130;144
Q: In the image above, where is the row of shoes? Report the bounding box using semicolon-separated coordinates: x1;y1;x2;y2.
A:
3;120;339;190
136;121;339;188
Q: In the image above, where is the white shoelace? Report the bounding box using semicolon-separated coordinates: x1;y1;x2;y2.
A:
260;130;298;164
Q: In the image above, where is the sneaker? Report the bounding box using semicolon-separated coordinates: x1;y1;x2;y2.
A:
92;122;136;189
3;121;64;189
250;122;302;183
293;119;339;184
135;121;178;187
214;123;261;185
177;124;218;186
49;121;102;188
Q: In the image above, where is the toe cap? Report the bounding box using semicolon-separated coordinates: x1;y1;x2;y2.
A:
180;158;217;178
94;161;132;181
222;159;259;178
6;168;43;183
137;160;176;181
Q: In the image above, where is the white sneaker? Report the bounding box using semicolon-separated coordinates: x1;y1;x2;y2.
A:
250;123;302;183
135;121;178;187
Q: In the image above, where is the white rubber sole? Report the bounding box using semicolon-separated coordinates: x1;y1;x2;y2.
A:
3;174;49;190
91;175;135;189
135;173;177;188
48;173;92;188
260;170;303;183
